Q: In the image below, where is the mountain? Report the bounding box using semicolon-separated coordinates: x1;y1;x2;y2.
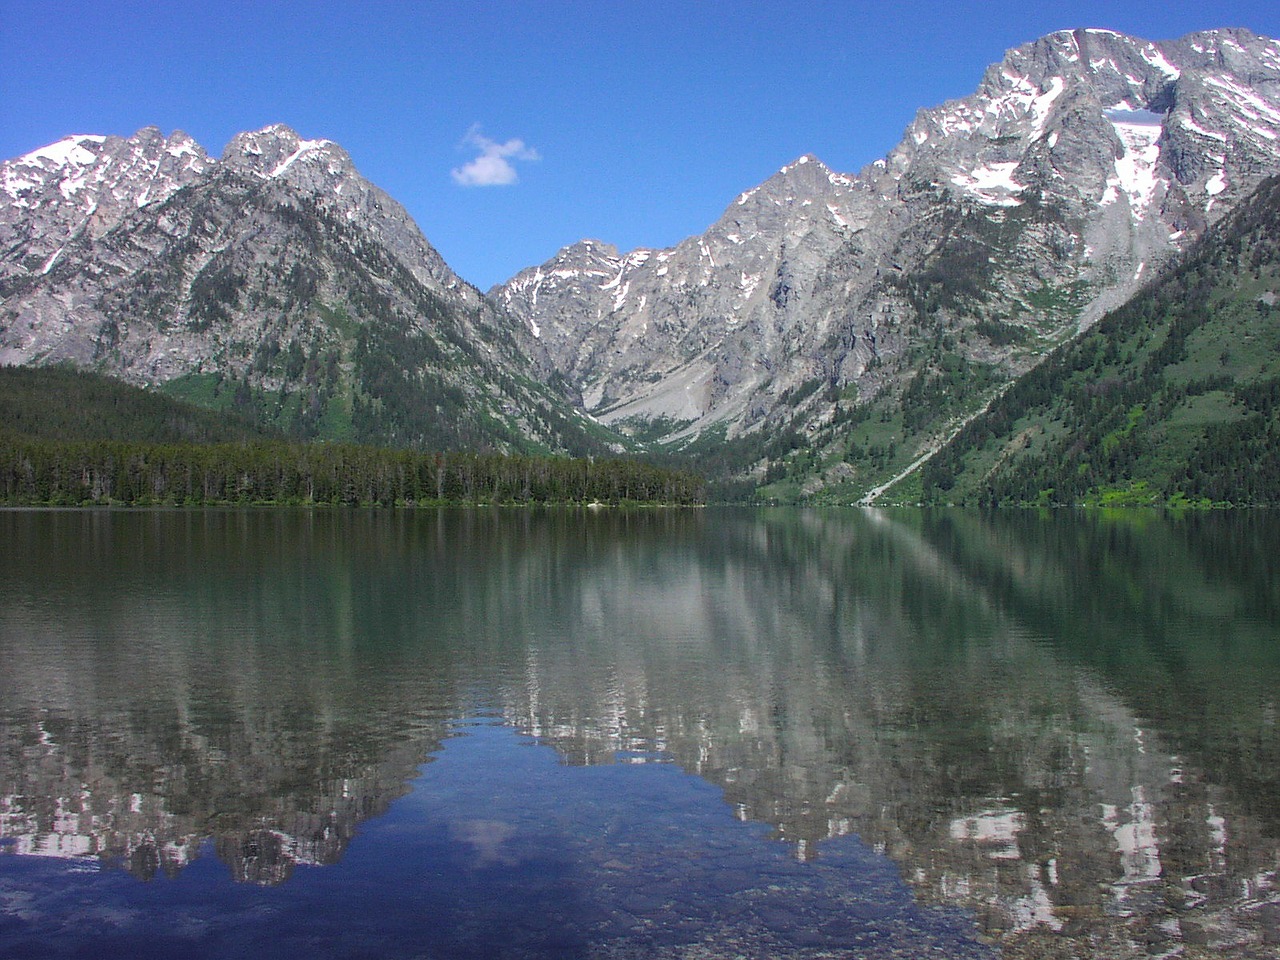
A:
494;28;1280;500
919;172;1280;506
0;124;603;455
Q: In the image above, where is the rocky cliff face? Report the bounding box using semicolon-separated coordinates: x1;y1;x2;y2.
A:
497;158;880;435
0;124;590;453
494;28;1280;496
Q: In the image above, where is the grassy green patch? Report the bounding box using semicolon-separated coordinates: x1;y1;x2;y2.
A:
157;372;230;410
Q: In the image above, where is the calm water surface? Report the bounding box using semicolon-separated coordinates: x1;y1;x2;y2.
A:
0;507;1277;959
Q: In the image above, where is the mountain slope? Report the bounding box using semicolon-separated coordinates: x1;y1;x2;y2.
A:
921;173;1280;505
494;28;1280;499
0;125;602;455
0;364;275;444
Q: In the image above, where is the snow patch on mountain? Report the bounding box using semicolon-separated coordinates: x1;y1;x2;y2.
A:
1141;44;1181;79
952;162;1025;207
4;137;103;205
1202;75;1280;129
1180;115;1228;142
27;137;105;167
1106;114;1165;219
270;138;331;178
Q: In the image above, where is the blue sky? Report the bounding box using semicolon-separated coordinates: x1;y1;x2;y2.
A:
4;1;1280;290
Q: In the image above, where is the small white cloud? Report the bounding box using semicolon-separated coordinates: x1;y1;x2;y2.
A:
451;124;540;187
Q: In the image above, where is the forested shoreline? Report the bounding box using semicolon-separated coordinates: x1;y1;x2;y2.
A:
0;436;705;507
0;367;703;506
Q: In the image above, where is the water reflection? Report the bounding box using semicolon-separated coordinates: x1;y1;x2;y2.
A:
0;507;1277;958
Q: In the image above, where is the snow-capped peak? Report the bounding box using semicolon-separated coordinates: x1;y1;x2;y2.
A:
222;125;344;181
779;154;818;175
18;135;107;169
3;136;107;207
1;128;214;217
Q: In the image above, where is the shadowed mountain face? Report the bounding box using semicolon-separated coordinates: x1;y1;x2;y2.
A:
494;29;1280;498
0;508;1276;957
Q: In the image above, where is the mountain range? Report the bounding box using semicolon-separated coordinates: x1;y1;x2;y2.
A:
4;27;1280;501
0;125;601;455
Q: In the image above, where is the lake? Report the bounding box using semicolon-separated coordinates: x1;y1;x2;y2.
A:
0;507;1277;959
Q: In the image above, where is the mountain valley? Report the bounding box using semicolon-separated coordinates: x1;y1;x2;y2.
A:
495;27;1280;501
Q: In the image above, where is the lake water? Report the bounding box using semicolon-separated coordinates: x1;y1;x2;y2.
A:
0;507;1277;959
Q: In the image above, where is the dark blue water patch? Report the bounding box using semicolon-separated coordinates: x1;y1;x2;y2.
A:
0;718;994;959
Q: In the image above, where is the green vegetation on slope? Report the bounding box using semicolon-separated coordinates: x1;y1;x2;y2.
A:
86;180;619;458
922;175;1280;506
0;365;276;444
656;193;1080;505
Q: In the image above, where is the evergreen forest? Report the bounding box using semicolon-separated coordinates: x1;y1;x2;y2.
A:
0;367;704;506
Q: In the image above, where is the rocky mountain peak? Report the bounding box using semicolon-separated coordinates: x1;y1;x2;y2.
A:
220;125;478;302
2;127;212;209
220;124;352;187
733;155;856;209
844;25;1280;336
1173;26;1274;67
0;126;213;279
769;154;834;187
883;26;1280;217
563;238;620;259
0;122;599;455
1;123;479;306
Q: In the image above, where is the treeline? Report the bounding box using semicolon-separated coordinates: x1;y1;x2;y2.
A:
0;435;705;506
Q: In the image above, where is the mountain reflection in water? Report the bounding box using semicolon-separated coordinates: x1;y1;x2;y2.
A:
0;507;1277;959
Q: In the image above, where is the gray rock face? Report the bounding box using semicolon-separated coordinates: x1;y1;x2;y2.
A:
493;28;1280;457
495;158;873;434
218;125;479;306
0;124;468;365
